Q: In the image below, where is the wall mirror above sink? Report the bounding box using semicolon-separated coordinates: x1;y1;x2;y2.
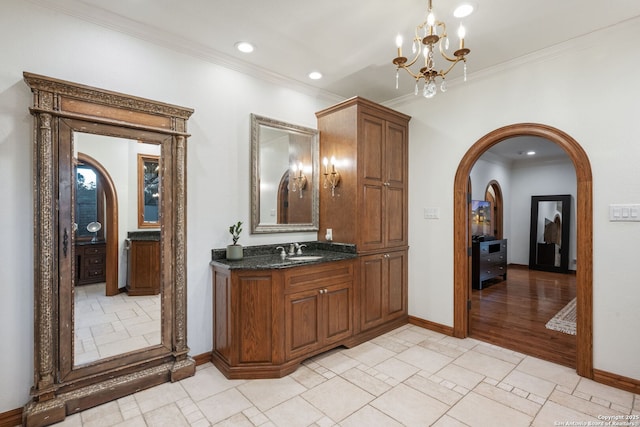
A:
250;114;319;233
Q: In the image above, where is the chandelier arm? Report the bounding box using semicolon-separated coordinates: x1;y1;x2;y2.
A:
396;65;424;80
395;40;428;76
438;58;465;78
438;43;463;63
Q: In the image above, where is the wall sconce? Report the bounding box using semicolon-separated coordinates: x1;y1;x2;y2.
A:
322;156;341;197
289;162;307;198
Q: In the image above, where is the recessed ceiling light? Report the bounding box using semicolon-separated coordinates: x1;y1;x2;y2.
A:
308;71;323;80
454;3;475;18
235;41;254;53
527;151;536;156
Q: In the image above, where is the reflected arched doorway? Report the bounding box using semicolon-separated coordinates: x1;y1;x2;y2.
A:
77;153;119;296
453;123;593;378
484;180;503;239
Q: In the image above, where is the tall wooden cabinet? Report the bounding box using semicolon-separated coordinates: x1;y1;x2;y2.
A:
316;97;410;337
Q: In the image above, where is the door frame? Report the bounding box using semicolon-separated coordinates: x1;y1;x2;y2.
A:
77;153;119;296
453;123;593;378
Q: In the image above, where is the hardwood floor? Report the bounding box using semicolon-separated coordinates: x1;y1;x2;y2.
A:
469;265;577;368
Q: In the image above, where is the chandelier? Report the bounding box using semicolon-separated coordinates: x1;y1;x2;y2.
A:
393;0;472;98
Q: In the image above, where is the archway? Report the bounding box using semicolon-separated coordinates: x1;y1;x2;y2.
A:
453;123;593;378
77;153;119;297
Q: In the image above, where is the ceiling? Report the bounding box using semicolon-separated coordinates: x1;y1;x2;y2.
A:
31;0;639;163
33;0;640;104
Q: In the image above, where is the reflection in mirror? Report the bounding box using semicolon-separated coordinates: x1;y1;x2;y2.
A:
529;195;571;273
74;133;161;366
138;154;160;227
251;114;319;233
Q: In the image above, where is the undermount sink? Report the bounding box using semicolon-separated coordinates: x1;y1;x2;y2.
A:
287;255;323;261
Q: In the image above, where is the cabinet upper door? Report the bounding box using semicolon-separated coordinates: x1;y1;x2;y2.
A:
360;113;385;182
386;121;407;187
359;112;408;250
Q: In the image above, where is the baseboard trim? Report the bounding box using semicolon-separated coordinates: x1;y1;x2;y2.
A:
0;408;22;427
408;316;454;336
593;369;640;394
192;352;212;367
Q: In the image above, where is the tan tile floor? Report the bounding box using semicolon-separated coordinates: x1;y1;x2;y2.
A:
53;324;640;426
74;283;161;365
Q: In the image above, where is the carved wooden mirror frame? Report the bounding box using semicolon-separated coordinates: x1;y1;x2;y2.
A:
22;72;195;427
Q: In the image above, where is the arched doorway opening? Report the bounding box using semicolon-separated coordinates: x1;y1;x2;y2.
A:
77;153;119;296
453;123;593;378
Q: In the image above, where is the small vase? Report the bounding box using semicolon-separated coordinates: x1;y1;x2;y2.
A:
226;244;243;260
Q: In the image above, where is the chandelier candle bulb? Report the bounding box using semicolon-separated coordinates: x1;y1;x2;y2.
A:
396;34;403;56
458;23;466;49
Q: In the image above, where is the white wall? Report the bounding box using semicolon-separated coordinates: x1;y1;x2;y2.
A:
0;0;336;412
400;17;640;380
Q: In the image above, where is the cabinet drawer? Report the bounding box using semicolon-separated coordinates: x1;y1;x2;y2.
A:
85;267;105;278
84;255;105;267
82;246;106;255
284;260;354;293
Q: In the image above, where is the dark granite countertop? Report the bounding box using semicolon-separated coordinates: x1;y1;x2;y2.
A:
127;230;160;241
210;241;357;270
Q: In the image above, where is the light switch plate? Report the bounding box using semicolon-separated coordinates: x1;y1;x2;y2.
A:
424;207;440;219
609;204;640;221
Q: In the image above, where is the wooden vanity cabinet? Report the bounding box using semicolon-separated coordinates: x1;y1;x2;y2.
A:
284;262;353;360
126;239;160;295
211;259;354;379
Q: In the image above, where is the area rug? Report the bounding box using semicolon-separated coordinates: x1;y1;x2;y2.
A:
545;298;576;335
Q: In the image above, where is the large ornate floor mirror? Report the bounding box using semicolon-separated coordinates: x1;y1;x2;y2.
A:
23;72;195;427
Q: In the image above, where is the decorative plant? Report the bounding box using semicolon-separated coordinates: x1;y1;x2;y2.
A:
228;221;243;245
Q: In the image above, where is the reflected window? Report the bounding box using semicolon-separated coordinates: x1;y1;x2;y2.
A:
138;154;160;228
76;165;104;241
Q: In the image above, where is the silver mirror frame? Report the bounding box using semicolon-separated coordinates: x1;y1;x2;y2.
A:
250;114;319;234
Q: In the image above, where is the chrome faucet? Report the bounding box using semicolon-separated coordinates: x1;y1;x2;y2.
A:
288;243;298;256
297;244;307;255
275;246;286;258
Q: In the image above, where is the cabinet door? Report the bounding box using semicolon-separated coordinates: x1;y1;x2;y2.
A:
359;250;408;332
359;113;408;250
384;121;407;248
285;289;321;360
360;254;385;331
127;240;160;295
322;282;353;345
360;114;385;182
359;113;386;251
385;250;408;322
236;273;274;364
